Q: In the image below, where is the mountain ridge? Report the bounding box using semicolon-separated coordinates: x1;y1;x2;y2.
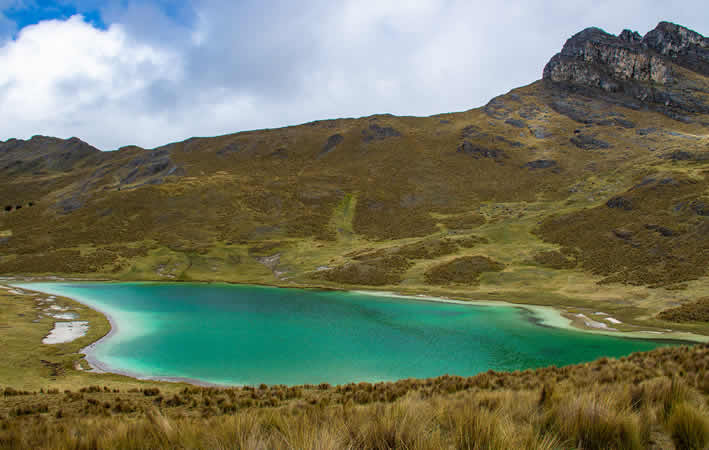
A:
1;21;708;335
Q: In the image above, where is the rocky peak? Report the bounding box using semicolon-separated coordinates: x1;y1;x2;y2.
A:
544;25;673;88
643;22;707;55
0;135;101;173
642;22;709;75
618;29;642;44
543;22;708;117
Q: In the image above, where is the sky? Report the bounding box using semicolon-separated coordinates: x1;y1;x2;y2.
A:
0;1;706;150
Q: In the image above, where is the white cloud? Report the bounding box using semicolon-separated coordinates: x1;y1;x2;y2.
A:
0;15;181;148
0;2;706;150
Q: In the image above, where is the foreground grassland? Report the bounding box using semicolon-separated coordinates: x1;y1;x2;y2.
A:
1;289;709;449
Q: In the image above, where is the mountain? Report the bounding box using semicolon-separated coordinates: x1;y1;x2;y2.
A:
1;22;708;333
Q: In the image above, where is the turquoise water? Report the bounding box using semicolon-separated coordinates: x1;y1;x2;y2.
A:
19;282;676;386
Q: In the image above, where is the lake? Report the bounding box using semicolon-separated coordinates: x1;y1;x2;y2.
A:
18;282;676;386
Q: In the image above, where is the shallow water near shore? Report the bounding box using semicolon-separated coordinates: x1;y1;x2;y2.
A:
17;282;678;386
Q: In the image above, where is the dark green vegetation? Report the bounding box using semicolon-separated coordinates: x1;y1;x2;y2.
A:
658;298;709;323
424;255;505;285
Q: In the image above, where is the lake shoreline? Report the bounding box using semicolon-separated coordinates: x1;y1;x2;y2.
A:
10;277;709;341
350;289;709;344
6;281;240;386
5;278;708;386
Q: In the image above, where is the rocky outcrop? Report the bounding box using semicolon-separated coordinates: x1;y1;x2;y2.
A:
642;22;709;76
544;27;673;88
456;141;505;161
543;22;708;116
361;124;401;142
0;135;101;173
318;134;344;158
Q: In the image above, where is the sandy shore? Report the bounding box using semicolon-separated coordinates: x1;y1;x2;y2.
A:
42;321;89;344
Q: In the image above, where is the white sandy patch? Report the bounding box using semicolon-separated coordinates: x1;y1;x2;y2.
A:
8;289;30;295
51;312;78;320
42;321;89;344
47;304;69;312
604;317;622;324
575;313;617;331
594;312;609;316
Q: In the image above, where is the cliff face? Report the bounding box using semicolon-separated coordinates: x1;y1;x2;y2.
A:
543;22;709;117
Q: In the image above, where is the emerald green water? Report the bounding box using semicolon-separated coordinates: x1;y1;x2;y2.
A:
19;282;676;386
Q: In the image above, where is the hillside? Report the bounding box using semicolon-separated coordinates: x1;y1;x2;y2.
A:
1;21;709;334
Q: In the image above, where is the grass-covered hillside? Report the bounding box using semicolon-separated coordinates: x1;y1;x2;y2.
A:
1;22;709;335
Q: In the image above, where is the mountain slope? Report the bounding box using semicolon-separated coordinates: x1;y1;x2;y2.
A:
1;22;708;334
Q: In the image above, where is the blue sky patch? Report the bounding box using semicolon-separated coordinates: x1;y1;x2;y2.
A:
4;0;106;31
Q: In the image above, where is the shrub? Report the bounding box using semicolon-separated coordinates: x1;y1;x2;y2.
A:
142;387;161;397
658;378;691;420
80;386;102;394
424;256;504;285
165;395;186;407
658;298;709;323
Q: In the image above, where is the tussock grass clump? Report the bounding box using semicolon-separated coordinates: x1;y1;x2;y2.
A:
668;402;709;450
547;393;644;450
452;406;512;450
142;387;160;397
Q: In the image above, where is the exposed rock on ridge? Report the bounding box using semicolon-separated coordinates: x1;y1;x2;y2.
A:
0;135;101;173
543;22;709;117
